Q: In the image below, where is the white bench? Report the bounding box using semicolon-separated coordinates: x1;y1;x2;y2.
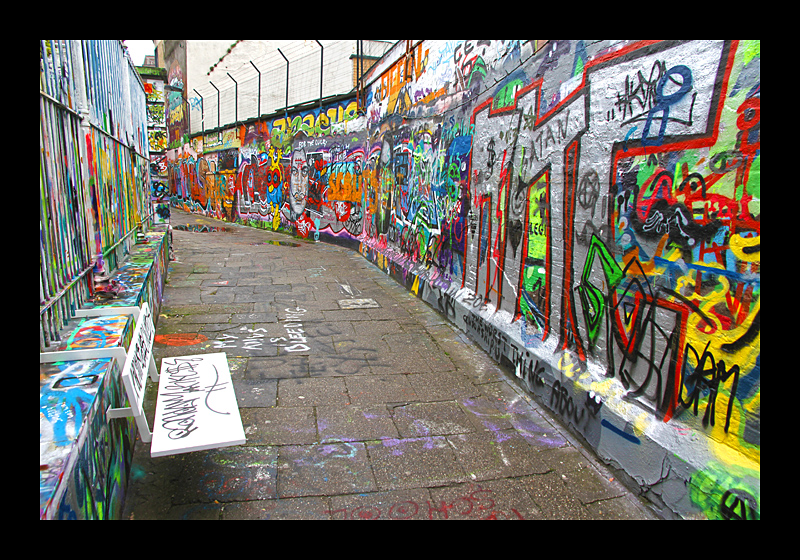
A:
40;303;245;458
151;353;245;458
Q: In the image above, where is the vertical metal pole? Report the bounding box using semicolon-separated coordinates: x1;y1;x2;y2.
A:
250;61;261;118
355;40;360;112
406;40;413;81
193;88;204;137
357;40;364;113
315;40;323;113
209;81;220;131
360;40;364;108
277;48;289;138
227;72;238;123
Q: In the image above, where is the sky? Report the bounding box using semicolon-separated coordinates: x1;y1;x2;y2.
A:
124;40;155;65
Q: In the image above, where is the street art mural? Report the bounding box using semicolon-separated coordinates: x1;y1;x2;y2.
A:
168;40;760;519
40;40;168;520
84;128;151;274
169;99;367;242
40;357;136;520
39;231;170;519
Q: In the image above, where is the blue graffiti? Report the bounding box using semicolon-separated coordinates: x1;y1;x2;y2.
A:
641;65;693;147
40;360;108;446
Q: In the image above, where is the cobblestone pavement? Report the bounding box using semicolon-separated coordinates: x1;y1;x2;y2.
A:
122;209;659;520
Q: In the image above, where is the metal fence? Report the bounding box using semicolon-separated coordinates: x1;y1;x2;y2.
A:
39;40;151;349
186;40;393;135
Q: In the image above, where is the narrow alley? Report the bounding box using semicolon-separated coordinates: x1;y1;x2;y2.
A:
41;40;760;520
121;209;657;519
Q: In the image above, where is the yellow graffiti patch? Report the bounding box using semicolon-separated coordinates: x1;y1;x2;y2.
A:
729;233;760;262
411;275;420;296
676;266;760;374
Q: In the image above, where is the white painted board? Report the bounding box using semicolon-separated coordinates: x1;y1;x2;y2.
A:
120;302;155;415
151;353;246;458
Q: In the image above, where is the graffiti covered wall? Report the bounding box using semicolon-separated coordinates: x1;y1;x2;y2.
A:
168;97;366;243
168;40;760;519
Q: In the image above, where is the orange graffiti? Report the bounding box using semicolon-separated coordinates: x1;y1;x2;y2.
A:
154;333;208;346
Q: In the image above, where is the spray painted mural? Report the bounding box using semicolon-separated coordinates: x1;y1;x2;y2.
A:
169;98;366;244
168;40;760;519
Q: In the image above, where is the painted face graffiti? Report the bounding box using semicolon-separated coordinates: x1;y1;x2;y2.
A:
289;150;309;216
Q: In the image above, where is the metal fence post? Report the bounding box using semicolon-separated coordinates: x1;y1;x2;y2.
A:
315;40;323;113
209;81;220;132
249;61;261;118
277;48;289;137
193;88;204;137
227;72;238;123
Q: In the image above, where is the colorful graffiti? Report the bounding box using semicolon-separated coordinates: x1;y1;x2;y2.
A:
39;231;170;519
168;40;760;519
40;40;170;520
41;40;152;347
40;357;136;520
168;101;367;242
84;128;151;274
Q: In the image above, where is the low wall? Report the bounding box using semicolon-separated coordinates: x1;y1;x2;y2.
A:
167;40;760;519
40;230;169;519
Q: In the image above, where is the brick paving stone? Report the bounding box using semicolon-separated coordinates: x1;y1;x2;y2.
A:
277;442;377;498
240;408;317;446
278;377;350;407
317;404;399;442
366;436;467;491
